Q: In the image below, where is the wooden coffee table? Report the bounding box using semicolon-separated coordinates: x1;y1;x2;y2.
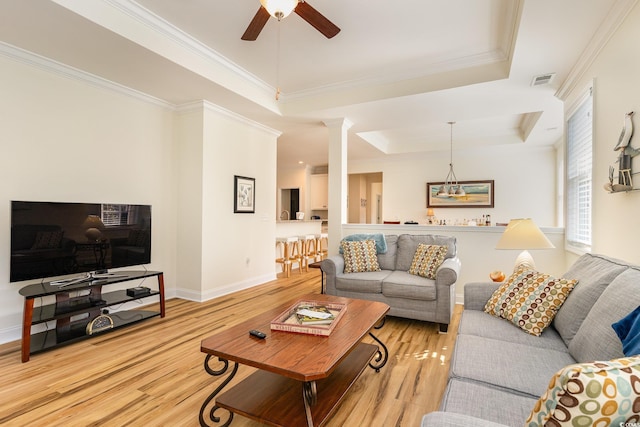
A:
199;293;389;427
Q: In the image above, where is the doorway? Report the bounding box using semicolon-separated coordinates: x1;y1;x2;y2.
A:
348;173;383;224
280;188;299;220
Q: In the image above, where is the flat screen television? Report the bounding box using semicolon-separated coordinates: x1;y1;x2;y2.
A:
10;201;152;282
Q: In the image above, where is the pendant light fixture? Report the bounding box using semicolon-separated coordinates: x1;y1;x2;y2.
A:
437;122;465;197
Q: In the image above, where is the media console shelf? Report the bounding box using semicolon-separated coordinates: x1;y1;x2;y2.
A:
19;270;165;362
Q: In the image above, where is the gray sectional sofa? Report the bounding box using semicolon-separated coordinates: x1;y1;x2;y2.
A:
321;234;461;332
422;253;640;426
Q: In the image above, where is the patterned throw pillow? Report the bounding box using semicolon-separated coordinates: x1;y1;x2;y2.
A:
31;230;64;249
408;244;448;280
526;356;640;426
341;239;381;273
484;268;527;316
484;269;577;336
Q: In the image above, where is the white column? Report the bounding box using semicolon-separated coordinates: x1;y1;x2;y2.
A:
323;118;353;255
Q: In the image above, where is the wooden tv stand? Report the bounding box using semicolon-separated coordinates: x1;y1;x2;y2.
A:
19;270;165;362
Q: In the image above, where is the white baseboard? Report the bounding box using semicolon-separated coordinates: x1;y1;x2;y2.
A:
175;273;277;303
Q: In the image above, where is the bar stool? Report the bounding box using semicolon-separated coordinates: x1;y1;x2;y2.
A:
288;237;304;275
275;236;298;277
299;234;317;272
315;233;329;261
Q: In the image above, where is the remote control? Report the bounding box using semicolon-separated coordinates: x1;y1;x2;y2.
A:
249;330;266;339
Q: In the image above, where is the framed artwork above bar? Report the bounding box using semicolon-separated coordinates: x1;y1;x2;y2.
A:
427;180;494;208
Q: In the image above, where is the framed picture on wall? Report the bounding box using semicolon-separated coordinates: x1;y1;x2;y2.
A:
234;175;255;213
427;180;494;208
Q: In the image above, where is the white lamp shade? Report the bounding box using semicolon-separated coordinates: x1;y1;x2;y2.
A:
495;218;554;250
260;0;298;19
496;218;554;272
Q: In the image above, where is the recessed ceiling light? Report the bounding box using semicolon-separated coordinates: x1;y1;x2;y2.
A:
298;161;304;164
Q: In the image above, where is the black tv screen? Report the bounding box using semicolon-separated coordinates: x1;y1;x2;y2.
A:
10;201;152;282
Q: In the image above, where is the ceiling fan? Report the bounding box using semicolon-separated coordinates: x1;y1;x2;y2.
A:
242;0;340;41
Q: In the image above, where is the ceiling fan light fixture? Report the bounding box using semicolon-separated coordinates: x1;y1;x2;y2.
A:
260;0;298;20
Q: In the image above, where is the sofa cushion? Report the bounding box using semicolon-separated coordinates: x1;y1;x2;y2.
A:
458;310;570;353
569;268;640;362
341;239;381;273
381;270;436;300
525;356;640;427
377;235;398;271
437;378;538;427
451;334;576;398
484;269;577;336
339;233;387;254
396;234;456;271
335;270;391;293
612;306;640;357
553;253;629;347
409;244;447;280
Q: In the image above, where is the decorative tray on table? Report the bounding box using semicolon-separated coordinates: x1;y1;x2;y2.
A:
270;300;347;336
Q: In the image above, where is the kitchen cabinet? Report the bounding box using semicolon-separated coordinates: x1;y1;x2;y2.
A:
310;174;328;210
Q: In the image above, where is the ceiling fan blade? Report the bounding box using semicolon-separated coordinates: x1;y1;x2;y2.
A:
295;2;340;39
241;7;270;41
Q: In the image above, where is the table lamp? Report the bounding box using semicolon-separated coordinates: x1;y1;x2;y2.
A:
495;218;554;271
427;208;435;224
83;215;105;242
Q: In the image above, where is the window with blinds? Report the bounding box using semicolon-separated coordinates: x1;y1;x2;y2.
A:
566;89;592;251
101;204;138;226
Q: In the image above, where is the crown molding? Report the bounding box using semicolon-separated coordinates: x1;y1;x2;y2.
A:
0;41;281;137
176;100;282;137
281;49;508;103
0;41;173;109
102;0;275;97
556;0;639;101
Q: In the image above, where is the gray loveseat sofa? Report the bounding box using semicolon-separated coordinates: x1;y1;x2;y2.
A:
422;253;640;426
321;234;461;332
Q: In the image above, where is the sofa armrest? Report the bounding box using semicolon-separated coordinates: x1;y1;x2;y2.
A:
435;256;461;287
463;281;502;311
321;256;344;295
421;412;510;427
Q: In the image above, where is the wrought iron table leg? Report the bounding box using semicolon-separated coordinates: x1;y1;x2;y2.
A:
199;355;238;427
368;317;388;372
303;380;317;427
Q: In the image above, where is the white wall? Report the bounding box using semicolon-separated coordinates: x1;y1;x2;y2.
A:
348;144;558;227
561;2;640;267
174;107;204;296
0;53;176;343
0;49;279;343
151;102;280;303
200;103;278;300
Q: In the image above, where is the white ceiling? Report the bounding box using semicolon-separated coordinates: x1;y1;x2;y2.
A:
0;0;629;168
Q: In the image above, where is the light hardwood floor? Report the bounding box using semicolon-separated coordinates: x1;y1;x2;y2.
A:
0;270;461;427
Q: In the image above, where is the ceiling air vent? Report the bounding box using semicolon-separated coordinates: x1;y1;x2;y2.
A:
531;73;556;86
